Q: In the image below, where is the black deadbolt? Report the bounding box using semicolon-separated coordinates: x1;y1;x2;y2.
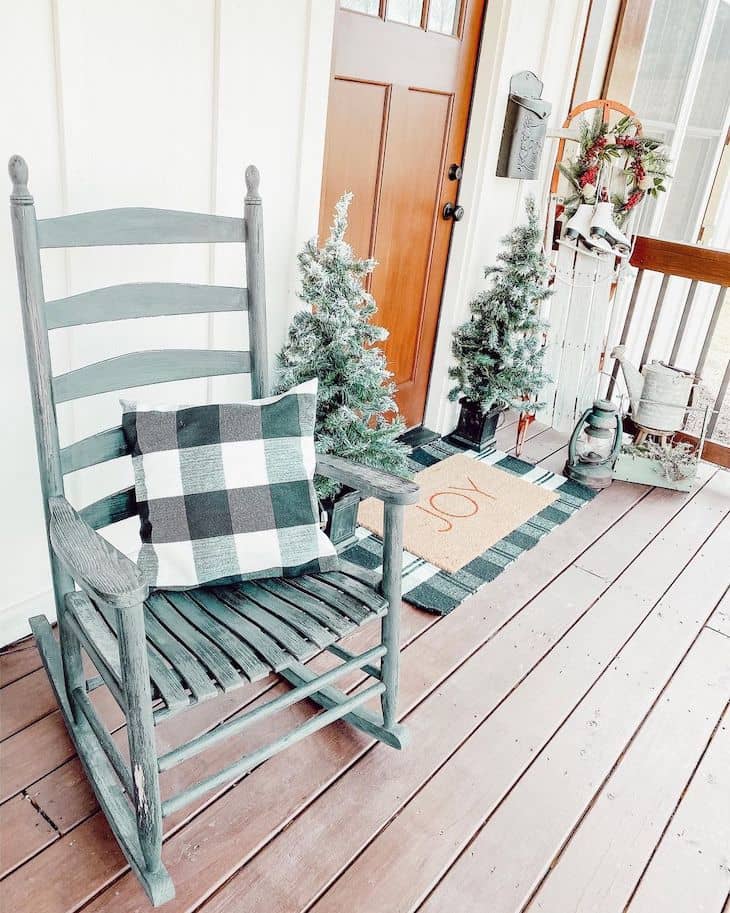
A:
443;202;465;221
448;163;463;181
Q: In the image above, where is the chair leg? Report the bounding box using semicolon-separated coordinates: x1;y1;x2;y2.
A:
380;502;405;730
115;602;164;876
29;613;174;905
56;568;85;722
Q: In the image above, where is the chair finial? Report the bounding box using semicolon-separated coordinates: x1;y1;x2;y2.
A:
8;155;32;203
245;165;261;203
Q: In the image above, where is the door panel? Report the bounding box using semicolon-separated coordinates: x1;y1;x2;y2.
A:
319;79;389;262
320;0;485;427
372;88;452;388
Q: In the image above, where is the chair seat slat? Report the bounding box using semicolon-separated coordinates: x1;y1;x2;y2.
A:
96;601;190;712
149;593;243;692
46;283;247;329
139;602;218;702
37;207;246;248
175;592;269;681
317;571;388;614
257;579;356;637
53;349;251;404
214;587;313;659
190;589;290;673
287;576;372;624
239;582;336;649
66;593;123;681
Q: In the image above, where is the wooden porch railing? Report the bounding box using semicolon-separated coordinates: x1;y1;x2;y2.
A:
606;236;730;467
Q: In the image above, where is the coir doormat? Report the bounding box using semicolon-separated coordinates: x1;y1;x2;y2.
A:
342;436;597;615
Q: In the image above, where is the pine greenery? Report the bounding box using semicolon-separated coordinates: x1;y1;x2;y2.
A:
448;196;552;412
276;192;410;500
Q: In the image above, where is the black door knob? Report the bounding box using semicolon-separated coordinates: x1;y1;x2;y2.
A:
443;202;465;221
448;163;463;181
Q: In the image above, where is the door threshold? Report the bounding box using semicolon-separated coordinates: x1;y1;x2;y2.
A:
398;426;440;448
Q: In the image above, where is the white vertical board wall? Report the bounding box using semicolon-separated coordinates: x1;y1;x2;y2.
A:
0;0;66;639
0;0;335;645
424;0;590;437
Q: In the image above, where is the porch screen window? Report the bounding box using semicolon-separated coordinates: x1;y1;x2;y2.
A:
341;0;380;15
631;0;730;246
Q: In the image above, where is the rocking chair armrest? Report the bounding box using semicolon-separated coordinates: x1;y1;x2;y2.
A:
316;454;419;505
49;496;149;609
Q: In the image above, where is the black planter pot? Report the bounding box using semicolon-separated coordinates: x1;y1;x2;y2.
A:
450;399;506;452
322;486;361;549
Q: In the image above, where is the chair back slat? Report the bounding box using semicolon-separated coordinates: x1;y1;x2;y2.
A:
37;207;246;248
53;349;251;404
80;486;137;529
10;155;266;551
46;282;247;329
61;426;129;475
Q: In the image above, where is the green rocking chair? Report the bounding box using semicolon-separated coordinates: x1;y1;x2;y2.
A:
9;155;418;905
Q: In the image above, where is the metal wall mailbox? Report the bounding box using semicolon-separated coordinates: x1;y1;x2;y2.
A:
496;71;552;180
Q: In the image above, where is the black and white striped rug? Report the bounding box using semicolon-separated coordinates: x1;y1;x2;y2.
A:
342;435;597;615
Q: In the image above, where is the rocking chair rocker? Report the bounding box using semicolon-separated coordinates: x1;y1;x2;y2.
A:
9;155;418;905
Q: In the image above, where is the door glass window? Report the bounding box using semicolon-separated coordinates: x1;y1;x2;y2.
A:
341;0;381;15
427;0;460;34
386;0;423;27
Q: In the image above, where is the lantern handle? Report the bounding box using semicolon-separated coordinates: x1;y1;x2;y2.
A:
610;411;623;462
568;408;593;467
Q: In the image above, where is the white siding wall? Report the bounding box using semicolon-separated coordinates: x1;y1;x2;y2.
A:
0;0;335;644
425;0;590;434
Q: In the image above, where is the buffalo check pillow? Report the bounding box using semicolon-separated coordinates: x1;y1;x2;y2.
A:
121;379;338;589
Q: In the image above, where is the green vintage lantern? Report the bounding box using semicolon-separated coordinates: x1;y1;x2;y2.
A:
564;399;622;490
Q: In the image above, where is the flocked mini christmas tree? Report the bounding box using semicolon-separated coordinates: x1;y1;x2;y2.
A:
277;192;410;500
448;196;552;412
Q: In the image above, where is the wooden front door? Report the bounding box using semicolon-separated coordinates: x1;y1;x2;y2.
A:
319;0;486;428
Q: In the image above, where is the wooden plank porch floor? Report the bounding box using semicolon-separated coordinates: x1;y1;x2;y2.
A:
1;416;728;913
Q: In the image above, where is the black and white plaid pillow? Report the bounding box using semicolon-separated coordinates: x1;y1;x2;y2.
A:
121;379;338;589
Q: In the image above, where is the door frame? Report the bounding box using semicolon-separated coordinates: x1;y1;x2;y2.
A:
319;0;488;430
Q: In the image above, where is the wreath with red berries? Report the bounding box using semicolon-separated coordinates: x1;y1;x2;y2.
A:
558;112;670;226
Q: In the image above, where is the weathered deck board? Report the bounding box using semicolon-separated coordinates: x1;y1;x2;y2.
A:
15;473;644;912
0;668;58;741
0;640;43;687
202;565;608;913
3;420;726;913
0;685;122;804
0;608;433;911
194;468;722;913
54;487;655;910
706;589;730;638
627;705;730;913
524;626;730;913
418;513;729;913
0;794;58;877
294;485;729;913
74;469;716;912
0;423;592;852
